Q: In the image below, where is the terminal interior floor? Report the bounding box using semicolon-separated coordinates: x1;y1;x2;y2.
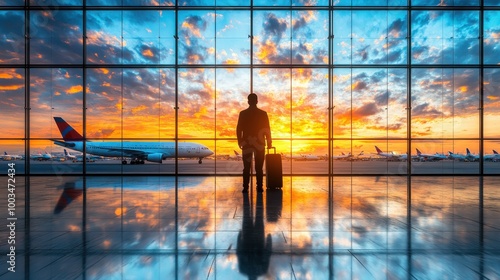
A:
1;175;500;279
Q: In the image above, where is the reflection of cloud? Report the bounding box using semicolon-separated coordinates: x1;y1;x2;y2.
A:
412;103;442;117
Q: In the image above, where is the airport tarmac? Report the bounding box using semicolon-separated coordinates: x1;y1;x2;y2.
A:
2;159;499;175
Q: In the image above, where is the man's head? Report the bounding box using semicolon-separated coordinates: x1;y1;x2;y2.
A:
248;93;258;106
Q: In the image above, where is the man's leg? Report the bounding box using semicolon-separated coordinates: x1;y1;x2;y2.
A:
254;148;265;192
242;148;253;192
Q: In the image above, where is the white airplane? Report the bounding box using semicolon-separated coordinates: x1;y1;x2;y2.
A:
332;152;351;160
52;117;214;164
484;150;500;162
374;146;405;161
298;154;320;161
2;151;23;160
64;149;77;161
31;151;53;161
415;148;447;161
448;148;477;162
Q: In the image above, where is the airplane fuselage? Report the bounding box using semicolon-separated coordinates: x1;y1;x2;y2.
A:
55;141;213;163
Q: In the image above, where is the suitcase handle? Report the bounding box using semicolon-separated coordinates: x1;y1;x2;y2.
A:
267;147;276;154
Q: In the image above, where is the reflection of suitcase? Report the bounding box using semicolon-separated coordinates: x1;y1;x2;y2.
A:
266;147;283;189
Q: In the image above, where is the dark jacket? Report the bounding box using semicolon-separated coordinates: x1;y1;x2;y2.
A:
237;106;272;150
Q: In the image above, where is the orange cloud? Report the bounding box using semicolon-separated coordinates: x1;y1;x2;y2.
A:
131;105;148;114
66;85;83;94
142;49;154;57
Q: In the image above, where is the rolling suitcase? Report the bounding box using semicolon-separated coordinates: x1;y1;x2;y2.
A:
266;147;283;189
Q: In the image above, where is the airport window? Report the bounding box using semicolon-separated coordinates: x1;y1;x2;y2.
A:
0;2;498;176
1;2;500;279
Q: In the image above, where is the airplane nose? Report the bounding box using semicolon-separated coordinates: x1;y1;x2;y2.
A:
207;149;214;156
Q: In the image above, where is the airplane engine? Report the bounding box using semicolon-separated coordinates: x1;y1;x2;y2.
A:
147;153;165;163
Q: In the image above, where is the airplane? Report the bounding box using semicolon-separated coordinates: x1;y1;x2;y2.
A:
484;150;500;162
52;117;214;164
298;154;320;161
64;149;77;161
448;148;477;162
30;151;53;161
374;146;405;161
332;152;351;160
465;148;480;162
2;151;23;160
415;148;448;162
228;150;243;161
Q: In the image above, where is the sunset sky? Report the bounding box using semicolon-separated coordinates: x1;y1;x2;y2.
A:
0;5;499;156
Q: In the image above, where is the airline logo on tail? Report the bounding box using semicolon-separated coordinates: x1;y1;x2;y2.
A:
54;117;83;141
416;148;422;156
375;146;383;154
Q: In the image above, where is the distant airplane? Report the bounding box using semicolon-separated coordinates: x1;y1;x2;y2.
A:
332;152;352;160
30;151;52;161
52;117;214;164
63;149;77;161
374;146;405;161
484;150;500;162
229;150;243;161
448;148;478;162
2;151;22;160
415;148;447;161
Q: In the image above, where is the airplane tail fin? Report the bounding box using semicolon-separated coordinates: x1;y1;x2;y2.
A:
64;149;69;156
54;117;83;141
466;148;471;155
234;150;240;156
448;151;454;155
493;150;498;155
4;152;6;155
375;146;383;154
416;148;422;156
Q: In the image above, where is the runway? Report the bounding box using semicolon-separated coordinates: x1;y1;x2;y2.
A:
2;159;499;175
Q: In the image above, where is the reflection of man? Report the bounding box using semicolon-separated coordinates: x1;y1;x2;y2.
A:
237;193;272;280
236;93;272;193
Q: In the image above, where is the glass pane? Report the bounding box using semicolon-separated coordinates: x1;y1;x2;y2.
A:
292;0;328;5
122;11;163;64
292;10;328;65
215;68;250;139
86;68;122;139
216;0;250;5
30;11;83;64
0;68;25;138
30;0;82;5
291;68;328;138
411;68;479;139
179;0;215;5
86;11;122;64
253;11;291;64
484;140;500;174
253;68;291;138
484;68;500;138
215;11;250;65
178;11;215;64
29;68;83;139
178;68;215;138
333;10;352;64
0;0;24;5
412;0;479;5
484;11;500;64
0;11;24;64
254;0;291;5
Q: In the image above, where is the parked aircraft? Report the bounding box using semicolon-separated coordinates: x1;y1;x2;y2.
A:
2;151;22;160
484;150;500;162
63;149;77;161
332;152;352;160
52;117;213;164
415;148;448;161
30;151;53;161
374;146;405;161
229;150;243;161
448;148;478;162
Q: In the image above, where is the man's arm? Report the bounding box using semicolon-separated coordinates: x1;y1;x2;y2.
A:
236;112;243;149
264;112;272;148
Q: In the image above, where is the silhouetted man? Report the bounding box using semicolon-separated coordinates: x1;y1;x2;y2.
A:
237;93;272;193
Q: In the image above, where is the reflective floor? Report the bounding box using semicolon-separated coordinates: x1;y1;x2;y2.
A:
1;176;500;279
